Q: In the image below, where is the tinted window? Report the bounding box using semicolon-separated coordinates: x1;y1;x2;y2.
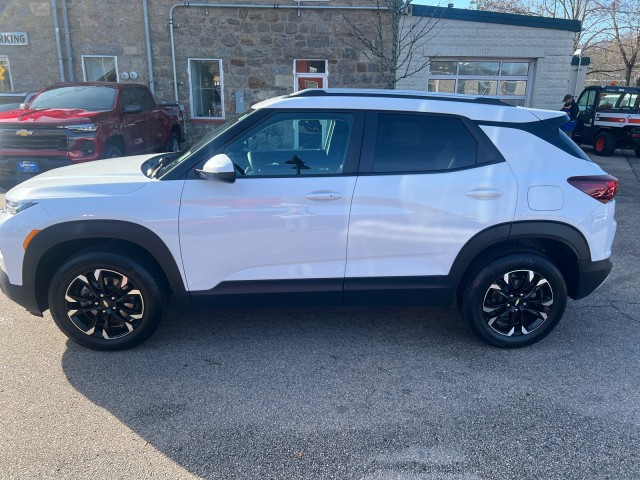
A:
224;112;354;177
29;86;117;111
135;87;156;111
372;114;477;173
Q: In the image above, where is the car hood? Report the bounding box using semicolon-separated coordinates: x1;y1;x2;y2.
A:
6;154;158;202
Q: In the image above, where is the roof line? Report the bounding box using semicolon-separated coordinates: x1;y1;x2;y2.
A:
412;5;582;32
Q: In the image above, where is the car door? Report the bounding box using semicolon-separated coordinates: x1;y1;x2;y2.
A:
345;111;518;303
178;110;363;303
119;87;147;155
575;88;598;143
134;86;164;151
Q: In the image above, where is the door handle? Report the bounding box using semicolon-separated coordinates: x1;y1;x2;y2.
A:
466;188;504;199
304;191;343;201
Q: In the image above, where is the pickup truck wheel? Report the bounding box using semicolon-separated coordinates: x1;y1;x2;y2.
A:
105;144;124;158
47;252;166;351
460;253;567;348
167;132;181;153
594;131;616;156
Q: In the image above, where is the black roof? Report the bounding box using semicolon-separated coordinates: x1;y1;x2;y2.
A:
412;5;582;32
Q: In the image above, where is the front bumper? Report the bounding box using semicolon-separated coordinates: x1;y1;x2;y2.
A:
0;267;42;316
0;155;74;183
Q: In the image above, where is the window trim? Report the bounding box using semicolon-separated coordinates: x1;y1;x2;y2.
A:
187;57;225;121
81;55;119;82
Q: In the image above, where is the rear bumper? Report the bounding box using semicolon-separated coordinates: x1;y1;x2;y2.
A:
572;258;612;299
0;267;42;316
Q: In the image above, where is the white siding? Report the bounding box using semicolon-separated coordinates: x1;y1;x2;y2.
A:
396;16;577;110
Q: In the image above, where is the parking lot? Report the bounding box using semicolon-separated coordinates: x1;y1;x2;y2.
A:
1;149;639;479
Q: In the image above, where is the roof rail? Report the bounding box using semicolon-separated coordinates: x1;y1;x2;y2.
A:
290;88;515;107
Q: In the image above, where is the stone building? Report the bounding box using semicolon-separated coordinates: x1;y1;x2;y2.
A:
2;1;581;138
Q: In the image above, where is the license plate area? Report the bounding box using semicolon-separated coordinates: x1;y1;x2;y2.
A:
16;160;39;173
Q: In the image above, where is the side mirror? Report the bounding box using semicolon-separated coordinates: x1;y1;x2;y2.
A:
196;153;236;183
123;104;143;114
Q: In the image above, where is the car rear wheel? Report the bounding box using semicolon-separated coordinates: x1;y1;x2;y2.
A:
460;253;567;348
594;131;616;156
48;251;166;350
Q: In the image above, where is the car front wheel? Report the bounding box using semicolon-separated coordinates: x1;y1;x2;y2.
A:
48;251;166;350
460;253;567;348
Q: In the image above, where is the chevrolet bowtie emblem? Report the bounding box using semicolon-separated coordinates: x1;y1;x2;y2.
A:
16;129;33;137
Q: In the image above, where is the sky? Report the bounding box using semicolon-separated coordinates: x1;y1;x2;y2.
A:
412;0;473;8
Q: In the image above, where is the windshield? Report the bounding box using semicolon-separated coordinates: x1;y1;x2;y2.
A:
29;85;117;111
156;108;257;178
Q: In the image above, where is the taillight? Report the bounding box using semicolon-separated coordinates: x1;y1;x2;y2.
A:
567;175;618;203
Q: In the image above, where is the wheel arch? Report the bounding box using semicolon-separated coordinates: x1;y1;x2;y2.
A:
451;221;591;300
24;220;189;313
105;135;126;156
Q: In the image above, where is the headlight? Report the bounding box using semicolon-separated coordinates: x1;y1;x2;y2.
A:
60;123;99;133
3;199;37;215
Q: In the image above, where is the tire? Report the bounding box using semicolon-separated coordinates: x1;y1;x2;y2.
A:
166;132;181;153
593;131;616;156
47;251;166;351
104;144;124;158
460;253;567;348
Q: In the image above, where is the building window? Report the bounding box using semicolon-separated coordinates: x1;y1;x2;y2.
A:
294;60;328;91
428;60;531;106
82;55;118;82
189;58;224;120
0;55;14;92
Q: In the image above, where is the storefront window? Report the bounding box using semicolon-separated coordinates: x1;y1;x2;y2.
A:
0;56;14;92
82;55;118;82
294;59;328;91
428;59;532;106
189;58;224;119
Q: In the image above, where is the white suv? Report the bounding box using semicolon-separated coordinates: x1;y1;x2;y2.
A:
0;89;618;350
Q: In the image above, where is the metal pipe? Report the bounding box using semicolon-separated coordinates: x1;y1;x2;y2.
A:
60;0;75;81
168;2;389;102
143;0;155;93
51;0;66;82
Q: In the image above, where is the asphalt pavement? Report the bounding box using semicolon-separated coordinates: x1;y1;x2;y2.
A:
1;148;639;479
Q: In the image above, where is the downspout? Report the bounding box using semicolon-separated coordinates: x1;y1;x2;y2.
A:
51;0;66;82
60;0;75;81
143;0;155;94
168;2;389;103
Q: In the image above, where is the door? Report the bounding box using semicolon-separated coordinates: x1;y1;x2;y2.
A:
134;87;164;151
345;112;518;301
575;87;597;143
179;110;363;299
119;87;148;155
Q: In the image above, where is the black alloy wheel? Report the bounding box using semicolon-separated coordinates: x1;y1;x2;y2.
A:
461;253;567;348
48;251;166;350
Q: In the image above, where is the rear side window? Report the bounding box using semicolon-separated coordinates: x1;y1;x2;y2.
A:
372;113;477;173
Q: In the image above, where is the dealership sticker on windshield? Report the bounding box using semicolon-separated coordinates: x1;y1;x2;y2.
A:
16;160;38;173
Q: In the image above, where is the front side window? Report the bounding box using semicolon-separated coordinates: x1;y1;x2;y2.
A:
372;113;477;173
82;55;118;82
0;55;13;92
224;112;353;177
189;59;223;119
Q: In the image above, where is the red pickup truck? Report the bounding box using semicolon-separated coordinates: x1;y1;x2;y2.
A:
0;82;185;183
